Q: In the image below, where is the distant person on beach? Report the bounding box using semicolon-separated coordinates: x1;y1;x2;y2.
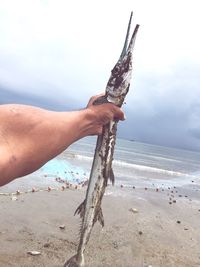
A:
0;95;124;187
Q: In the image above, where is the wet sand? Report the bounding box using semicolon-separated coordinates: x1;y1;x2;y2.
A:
0;182;200;267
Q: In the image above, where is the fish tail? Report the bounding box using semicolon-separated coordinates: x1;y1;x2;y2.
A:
63;254;84;267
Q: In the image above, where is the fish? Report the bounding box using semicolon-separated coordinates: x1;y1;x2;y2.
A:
64;12;139;267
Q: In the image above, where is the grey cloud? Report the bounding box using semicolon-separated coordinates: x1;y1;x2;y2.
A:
117;62;200;151
1;60;200;152
0;85;78;111
189;128;200;140
0;3;200;152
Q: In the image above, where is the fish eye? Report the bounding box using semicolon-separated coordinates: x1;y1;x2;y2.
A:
112;65;120;75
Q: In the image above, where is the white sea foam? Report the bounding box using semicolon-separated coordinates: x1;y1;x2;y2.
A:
73;154;92;162
113;160;188;176
68;154;192;177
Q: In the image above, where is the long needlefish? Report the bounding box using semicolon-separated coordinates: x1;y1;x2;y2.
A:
64;12;139;267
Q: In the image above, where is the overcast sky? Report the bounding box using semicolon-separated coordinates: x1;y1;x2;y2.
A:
0;0;200;151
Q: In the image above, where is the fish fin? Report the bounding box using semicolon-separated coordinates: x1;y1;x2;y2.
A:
109;168;115;185
74;200;85;218
97;207;105;227
93;207;104;228
63;254;83;267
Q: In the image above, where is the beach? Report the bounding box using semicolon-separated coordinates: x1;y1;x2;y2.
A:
0;138;200;267
0;181;200;267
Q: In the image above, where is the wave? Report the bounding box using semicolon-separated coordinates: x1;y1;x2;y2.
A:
66;154;191;177
114;160;190;177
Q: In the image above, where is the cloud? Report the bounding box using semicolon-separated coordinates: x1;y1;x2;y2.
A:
0;85;78;111
118;61;200;151
0;0;200;151
188;103;200;141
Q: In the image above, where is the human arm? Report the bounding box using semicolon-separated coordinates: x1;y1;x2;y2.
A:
0;97;124;186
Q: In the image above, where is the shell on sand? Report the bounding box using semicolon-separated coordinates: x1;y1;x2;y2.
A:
27;251;41;256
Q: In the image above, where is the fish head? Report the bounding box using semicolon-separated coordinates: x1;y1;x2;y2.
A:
106;51;133;106
106;13;139;107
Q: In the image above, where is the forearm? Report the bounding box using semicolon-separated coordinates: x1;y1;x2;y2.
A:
0;100;124;186
0;105;94;185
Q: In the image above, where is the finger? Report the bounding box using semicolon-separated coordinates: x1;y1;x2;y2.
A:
113;106;125;121
105;103;125;121
97;126;103;135
87;93;105;107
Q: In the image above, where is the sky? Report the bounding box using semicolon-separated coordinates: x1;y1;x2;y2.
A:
0;0;200;151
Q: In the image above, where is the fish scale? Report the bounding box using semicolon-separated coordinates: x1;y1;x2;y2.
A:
64;12;139;267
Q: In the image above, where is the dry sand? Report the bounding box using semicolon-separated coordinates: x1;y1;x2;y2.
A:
0;184;200;267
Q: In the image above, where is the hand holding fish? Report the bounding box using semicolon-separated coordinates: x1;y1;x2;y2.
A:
0;96;124;186
86;94;125;135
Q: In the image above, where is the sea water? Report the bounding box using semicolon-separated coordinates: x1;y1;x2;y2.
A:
62;136;200;188
1;136;200;193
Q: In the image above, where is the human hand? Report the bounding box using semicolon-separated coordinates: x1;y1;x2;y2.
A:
85;94;125;135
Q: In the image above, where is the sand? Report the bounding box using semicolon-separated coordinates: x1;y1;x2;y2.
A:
0;183;200;267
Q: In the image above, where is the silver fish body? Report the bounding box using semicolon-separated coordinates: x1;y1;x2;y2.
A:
64;12;139;267
64;122;116;267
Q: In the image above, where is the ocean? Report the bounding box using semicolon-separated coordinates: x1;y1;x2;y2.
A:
64;137;200;187
1;137;200;193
